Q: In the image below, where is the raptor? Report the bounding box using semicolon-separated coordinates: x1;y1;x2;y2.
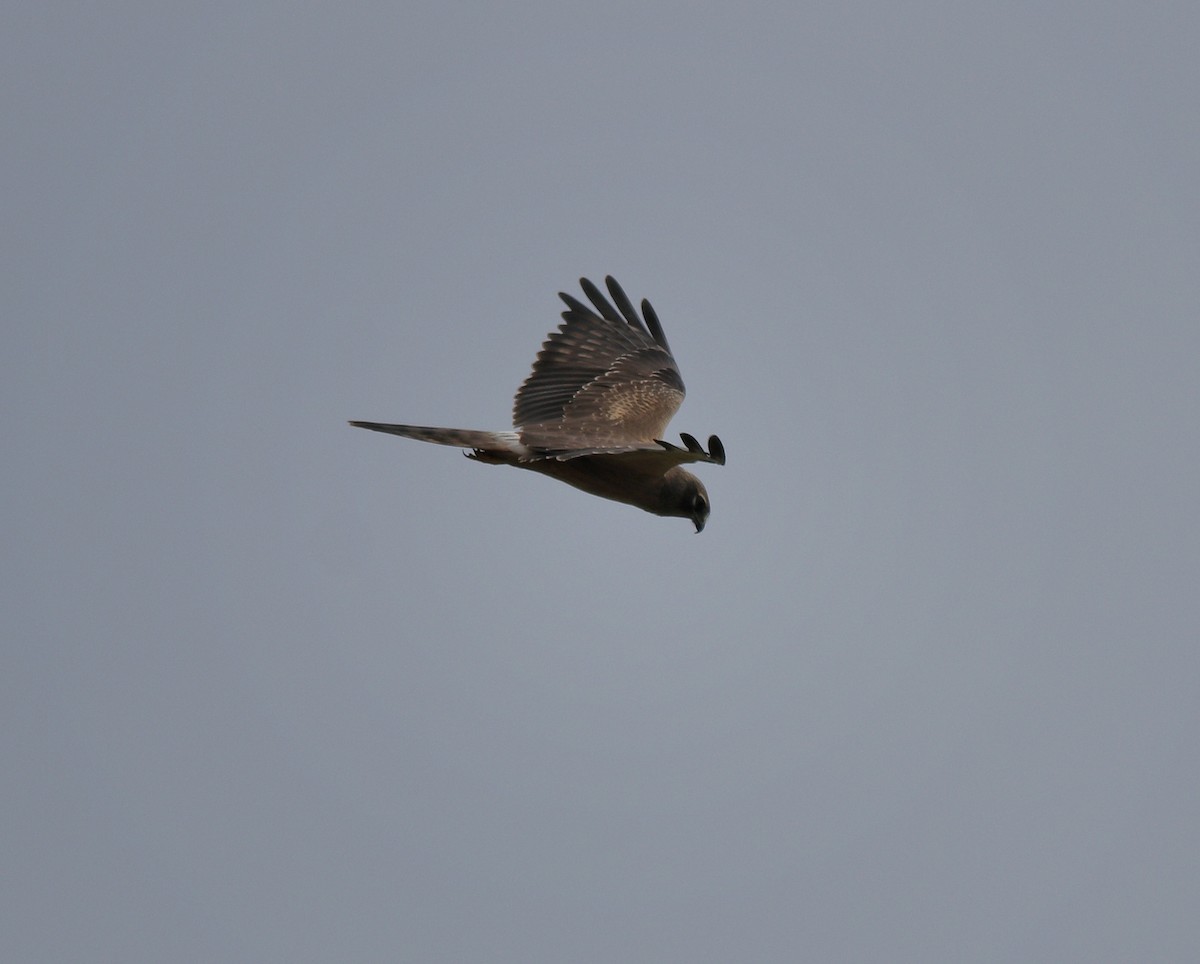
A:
350;276;725;531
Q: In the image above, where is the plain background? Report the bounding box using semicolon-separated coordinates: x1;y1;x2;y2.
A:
5;3;1198;961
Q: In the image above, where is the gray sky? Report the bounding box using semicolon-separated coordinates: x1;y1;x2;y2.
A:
5;2;1198;961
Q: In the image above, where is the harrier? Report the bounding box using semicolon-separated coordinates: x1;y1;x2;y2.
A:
350;276;725;531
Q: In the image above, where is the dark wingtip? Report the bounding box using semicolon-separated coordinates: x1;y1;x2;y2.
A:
640;298;671;353
558;290;589;315
708;435;726;465
663;433;725;465
579;276;603;302
602;276;647;334
578;277;624;325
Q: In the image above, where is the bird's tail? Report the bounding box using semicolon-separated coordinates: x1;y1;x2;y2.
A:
348;421;526;461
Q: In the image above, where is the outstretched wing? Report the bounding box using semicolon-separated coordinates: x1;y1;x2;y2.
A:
512;277;685;449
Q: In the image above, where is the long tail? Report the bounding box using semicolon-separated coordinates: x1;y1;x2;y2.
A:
348;421;526;459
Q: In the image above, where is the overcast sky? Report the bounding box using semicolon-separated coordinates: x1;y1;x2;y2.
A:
5;2;1198;961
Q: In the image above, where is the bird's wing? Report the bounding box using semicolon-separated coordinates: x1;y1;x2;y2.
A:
517;427;727;466
512;277;686;446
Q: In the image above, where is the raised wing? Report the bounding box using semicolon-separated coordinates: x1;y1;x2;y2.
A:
512;277;685;445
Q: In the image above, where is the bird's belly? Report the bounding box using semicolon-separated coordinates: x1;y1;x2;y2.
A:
522;456;659;512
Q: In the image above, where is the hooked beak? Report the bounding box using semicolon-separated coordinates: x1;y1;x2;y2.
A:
692;515;706;534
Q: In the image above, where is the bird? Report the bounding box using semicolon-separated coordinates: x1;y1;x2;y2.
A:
350;276;725;532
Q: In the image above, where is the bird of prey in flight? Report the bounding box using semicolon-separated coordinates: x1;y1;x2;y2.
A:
350;276;725;531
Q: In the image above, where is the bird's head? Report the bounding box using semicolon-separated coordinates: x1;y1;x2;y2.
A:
660;468;711;533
